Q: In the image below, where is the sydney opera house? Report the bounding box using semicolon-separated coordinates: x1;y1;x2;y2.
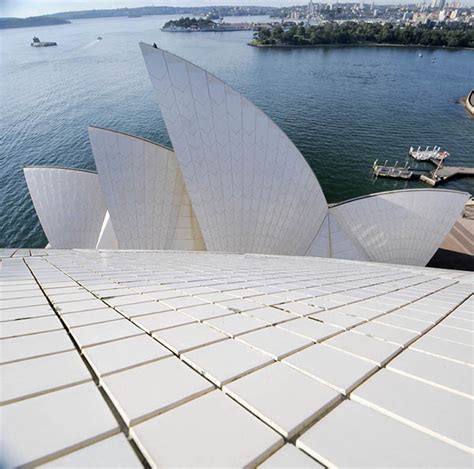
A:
23;43;469;267
2;44;472;468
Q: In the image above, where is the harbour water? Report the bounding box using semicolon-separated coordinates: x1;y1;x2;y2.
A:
1;15;473;247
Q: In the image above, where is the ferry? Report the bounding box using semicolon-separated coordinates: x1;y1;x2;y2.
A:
30;36;57;47
409;146;449;161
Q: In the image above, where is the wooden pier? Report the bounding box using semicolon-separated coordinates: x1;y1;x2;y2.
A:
372;159;474;187
420;166;474;186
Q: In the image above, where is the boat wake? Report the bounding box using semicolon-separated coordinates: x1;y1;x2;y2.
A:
82;40;100;49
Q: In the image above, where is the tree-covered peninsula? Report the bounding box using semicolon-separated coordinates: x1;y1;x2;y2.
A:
251;22;474;49
0;16;70;29
163;17;216;30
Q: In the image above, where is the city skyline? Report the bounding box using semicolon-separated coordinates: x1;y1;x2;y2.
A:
2;0;473;18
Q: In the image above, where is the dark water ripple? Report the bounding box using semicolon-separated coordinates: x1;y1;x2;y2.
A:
1;15;473;247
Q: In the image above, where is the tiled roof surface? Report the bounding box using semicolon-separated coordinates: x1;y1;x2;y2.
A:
1;249;473;467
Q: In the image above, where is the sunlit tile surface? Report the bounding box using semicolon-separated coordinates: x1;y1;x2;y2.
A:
0;249;472;467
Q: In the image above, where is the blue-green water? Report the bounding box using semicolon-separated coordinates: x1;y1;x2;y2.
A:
1;15;473;248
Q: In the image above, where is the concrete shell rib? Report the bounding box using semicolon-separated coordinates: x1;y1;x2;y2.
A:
24;167;109;249
89;127;205;251
139;42;328;255
329;189;470;266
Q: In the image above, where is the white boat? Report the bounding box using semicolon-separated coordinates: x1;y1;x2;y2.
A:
409;146;449;161
30;36;57;47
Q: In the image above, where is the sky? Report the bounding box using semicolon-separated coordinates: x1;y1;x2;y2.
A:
0;0;472;18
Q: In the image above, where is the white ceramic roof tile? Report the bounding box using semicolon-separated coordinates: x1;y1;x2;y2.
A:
196;292;236;302
131;390;283;467
259;444;323;468
284;344;378;394
331;304;384;320
1;289;45;301
182;339;273;386
374;313;433;334
324;331;402;366
179;303;233;321
277;317;343;342
152;322;228;354
428;324;474;347
451;310;474;322
387;348;473;397
0;295;49;310
115;301;170;318
101;357;214;425
0;304;54;322
94;288;131;298
276;302;321;317
60;308;123;328
42;434;141;467
0;315;64;339
132;310;196;332
103;294;153;308
0;330;75;364
82;334;172;377
204;313;268;337
49;291;96;303
297;400;472;467
243;306;298;325
392;307;443;324
309;310;366;329
411;334;474;366
55;299;109;314
0;350;91;405
238;326;312;360
3;250;474;466
225;362;342;439
352;321;420;346
69;320;144;348
352;369;474;451
0;382;119;467
160;296;208;310
218;298;262;312
442;317;473;331
146;289;186;301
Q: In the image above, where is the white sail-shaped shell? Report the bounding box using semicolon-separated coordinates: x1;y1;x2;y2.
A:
24;167;109;249
330;189;470;266
89;127;204;250
139;43;327;255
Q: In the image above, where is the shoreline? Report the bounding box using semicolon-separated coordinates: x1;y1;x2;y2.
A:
249;42;474;51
